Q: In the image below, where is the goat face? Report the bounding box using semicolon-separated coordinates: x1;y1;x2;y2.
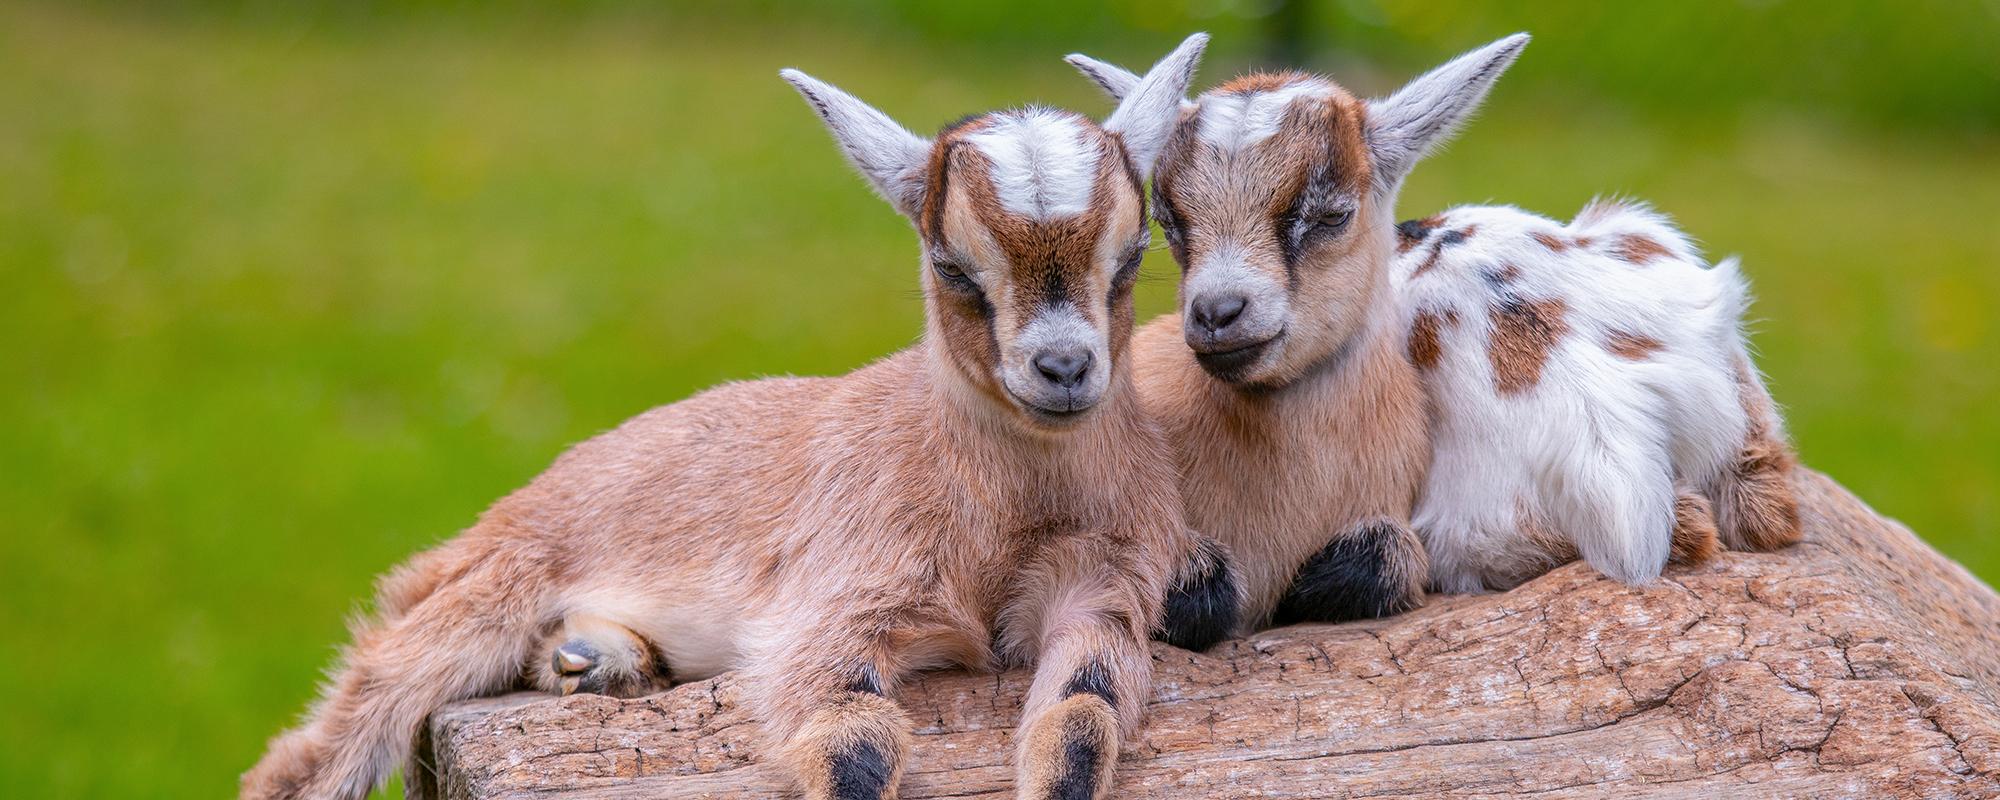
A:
1071;35;1531;390
918;109;1148;427
1153;75;1387;387
785;34;1207;429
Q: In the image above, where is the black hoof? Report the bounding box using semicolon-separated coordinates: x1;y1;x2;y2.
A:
551;639;606;696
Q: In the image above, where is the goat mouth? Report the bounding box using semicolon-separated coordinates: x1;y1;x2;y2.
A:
1193;332;1283;381
1003;386;1096;428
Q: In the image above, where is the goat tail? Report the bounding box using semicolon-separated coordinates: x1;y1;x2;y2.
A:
241;538;553;800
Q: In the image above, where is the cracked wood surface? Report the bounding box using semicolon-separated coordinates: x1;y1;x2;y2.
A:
418;470;2000;798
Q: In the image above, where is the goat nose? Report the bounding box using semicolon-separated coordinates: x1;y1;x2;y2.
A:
1033;350;1093;389
1191;293;1248;334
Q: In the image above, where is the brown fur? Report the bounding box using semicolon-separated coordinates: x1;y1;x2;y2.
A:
1606;330;1665;361
243;112;1188;800
1488;297;1570;394
1671;491;1722;566
1530;230;1571;252
1607;232;1674;265
1407;309;1455;371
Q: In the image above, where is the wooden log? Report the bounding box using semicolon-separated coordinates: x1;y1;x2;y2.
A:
417;470;2000;798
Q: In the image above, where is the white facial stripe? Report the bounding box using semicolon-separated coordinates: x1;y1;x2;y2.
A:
1196;81;1333;151
1187;240;1270;299
1016;303;1102;356
966;109;1100;220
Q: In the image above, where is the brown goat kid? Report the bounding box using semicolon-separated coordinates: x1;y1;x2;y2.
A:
1065;40;1537;631
242;36;1215;800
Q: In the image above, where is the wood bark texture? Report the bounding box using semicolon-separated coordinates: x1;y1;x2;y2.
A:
417;470;2000;798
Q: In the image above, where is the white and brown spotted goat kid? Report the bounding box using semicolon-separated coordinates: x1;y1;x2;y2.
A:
241;35;1213;800
1064;36;1535;631
1070;36;1800;607
1394;201;1800;592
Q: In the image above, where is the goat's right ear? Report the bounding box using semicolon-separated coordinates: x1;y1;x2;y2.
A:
1365;33;1529;194
1064;52;1142;102
780;69;932;220
1101;33;1207;181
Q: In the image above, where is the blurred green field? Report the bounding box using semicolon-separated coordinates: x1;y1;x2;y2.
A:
3;2;1996;797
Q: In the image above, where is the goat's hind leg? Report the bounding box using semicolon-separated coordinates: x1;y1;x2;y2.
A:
530;612;672;698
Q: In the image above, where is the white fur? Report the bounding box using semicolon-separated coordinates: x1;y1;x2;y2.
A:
1394;202;1756;592
968;110;1102;220
1196;80;1332;151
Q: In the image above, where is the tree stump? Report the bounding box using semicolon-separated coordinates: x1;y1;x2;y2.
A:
416;470;2000;798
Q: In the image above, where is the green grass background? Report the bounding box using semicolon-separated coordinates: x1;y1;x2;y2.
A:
3;2;1995;796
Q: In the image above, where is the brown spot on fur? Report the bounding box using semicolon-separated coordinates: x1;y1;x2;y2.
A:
1407;309;1456;370
1488;263;1522;284
1608;233;1674;265
1670;491;1721;566
1488;297;1570;394
1606;330;1665;360
1397;214;1443;253
1531;230;1571;252
1409;241;1445;278
1216;71;1314;95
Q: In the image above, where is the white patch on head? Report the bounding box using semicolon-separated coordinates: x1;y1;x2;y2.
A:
1196;80;1333;151
966;109;1101;220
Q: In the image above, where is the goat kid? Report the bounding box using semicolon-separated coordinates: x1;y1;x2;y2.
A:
1394;201;1800;592
1069;36;1799;607
1063;37;1535;629
242;34;1213;800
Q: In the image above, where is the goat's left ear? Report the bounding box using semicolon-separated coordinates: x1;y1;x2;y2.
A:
1101;33;1207;181
1366;33;1529;193
1065;52;1142;102
781;69;933;220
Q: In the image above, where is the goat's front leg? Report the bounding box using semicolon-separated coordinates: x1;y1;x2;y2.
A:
1014;593;1152;800
750;632;913;800
1154;533;1242;651
1272;517;1428;625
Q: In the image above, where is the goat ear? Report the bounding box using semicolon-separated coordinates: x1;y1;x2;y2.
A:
1102;32;1207;181
1365;33;1528;193
1064;52;1142;102
780;69;933;219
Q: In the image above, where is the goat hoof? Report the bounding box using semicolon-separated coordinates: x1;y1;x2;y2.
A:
554;645;595;674
552;641;606;696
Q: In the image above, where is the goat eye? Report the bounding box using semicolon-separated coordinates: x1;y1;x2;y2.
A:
1115;245;1145;285
1313;209;1353;231
934;260;968;282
